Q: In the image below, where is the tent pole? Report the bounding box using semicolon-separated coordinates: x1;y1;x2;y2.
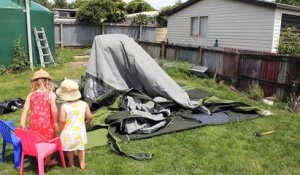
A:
25;0;33;70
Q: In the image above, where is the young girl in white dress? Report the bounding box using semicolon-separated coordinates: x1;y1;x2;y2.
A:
56;79;92;169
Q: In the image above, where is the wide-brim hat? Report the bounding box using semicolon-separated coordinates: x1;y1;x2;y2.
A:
31;69;52;81
56;79;81;101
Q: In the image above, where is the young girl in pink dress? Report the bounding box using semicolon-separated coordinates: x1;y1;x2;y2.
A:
20;69;58;166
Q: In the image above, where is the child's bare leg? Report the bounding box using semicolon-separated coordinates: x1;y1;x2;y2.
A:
66;151;75;168
78;150;85;169
45;155;58;166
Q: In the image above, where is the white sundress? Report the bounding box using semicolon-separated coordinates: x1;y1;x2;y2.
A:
60;100;88;151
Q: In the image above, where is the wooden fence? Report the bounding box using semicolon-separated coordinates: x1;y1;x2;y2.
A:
139;41;300;100
54;22;166;48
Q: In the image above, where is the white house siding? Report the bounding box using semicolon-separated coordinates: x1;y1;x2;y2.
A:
168;0;276;52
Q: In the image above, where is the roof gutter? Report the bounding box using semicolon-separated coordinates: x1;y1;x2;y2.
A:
277;3;300;12
167;0;279;16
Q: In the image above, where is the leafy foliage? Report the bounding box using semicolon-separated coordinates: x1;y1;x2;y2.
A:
126;0;155;14
277;26;300;55
156;1;183;26
276;0;300;6
10;37;30;73
76;0;126;24
32;0;53;9
54;0;68;9
156;6;173;27
68;0;90;9
133;14;151;25
0;65;6;75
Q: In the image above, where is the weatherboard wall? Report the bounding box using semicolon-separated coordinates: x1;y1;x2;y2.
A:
167;0;276;52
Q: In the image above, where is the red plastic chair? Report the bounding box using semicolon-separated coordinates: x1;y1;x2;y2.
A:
15;128;66;175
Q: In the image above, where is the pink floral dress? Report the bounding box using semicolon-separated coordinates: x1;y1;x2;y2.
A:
29;91;55;140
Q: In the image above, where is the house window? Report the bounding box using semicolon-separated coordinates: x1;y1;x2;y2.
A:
190;16;208;37
191;17;199;36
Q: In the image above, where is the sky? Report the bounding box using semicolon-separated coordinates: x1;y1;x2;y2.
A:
49;0;187;10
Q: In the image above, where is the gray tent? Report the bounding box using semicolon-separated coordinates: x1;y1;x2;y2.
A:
83;34;198;109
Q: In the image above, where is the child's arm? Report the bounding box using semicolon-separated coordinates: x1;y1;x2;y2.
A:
20;93;31;129
50;92;58;131
59;105;66;132
85;102;92;128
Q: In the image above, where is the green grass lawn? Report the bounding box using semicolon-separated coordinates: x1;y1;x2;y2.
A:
0;49;300;175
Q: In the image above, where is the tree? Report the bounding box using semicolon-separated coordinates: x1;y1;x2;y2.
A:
69;0;90;9
276;0;300;6
76;0;126;24
133;14;151;25
54;0;68;9
32;0;52;9
277;26;300;55
126;0;155;14
156;1;183;26
107;0;127;22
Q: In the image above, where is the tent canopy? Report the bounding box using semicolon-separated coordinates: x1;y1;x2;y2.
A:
84;34;198;109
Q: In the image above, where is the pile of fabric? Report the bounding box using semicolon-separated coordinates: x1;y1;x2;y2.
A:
0;98;24;115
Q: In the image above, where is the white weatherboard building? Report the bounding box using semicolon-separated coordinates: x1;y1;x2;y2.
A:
167;0;300;52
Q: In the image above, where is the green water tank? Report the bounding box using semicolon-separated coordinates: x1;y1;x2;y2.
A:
0;0;55;66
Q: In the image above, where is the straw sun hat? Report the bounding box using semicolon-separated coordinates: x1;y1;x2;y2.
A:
31;69;52;81
56;79;81;101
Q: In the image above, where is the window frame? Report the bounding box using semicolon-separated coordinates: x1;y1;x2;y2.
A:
190;16;208;37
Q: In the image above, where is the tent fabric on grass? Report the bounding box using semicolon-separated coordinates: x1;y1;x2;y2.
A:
83;34;270;160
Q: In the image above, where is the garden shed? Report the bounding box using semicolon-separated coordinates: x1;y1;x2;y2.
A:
0;0;55;66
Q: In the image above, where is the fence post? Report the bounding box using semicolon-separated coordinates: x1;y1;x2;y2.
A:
101;23;105;35
139;25;143;40
276;59;289;100
197;47;203;65
233;53;240;86
60;23;64;49
160;41;166;59
175;44;178;61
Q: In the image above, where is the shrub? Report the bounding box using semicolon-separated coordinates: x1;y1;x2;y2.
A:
133;14;151;25
0;65;6;75
277;26;300;55
76;0;126;24
126;0;155;14
10;37;30;73
248;81;264;100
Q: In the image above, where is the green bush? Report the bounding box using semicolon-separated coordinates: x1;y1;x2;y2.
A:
126;0;155;14
156;1;182;26
76;0;126;24
277;26;300;55
10;37;30;73
133;14;151;25
0;65;6;75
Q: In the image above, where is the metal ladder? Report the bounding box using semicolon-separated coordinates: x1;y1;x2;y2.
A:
33;27;55;67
